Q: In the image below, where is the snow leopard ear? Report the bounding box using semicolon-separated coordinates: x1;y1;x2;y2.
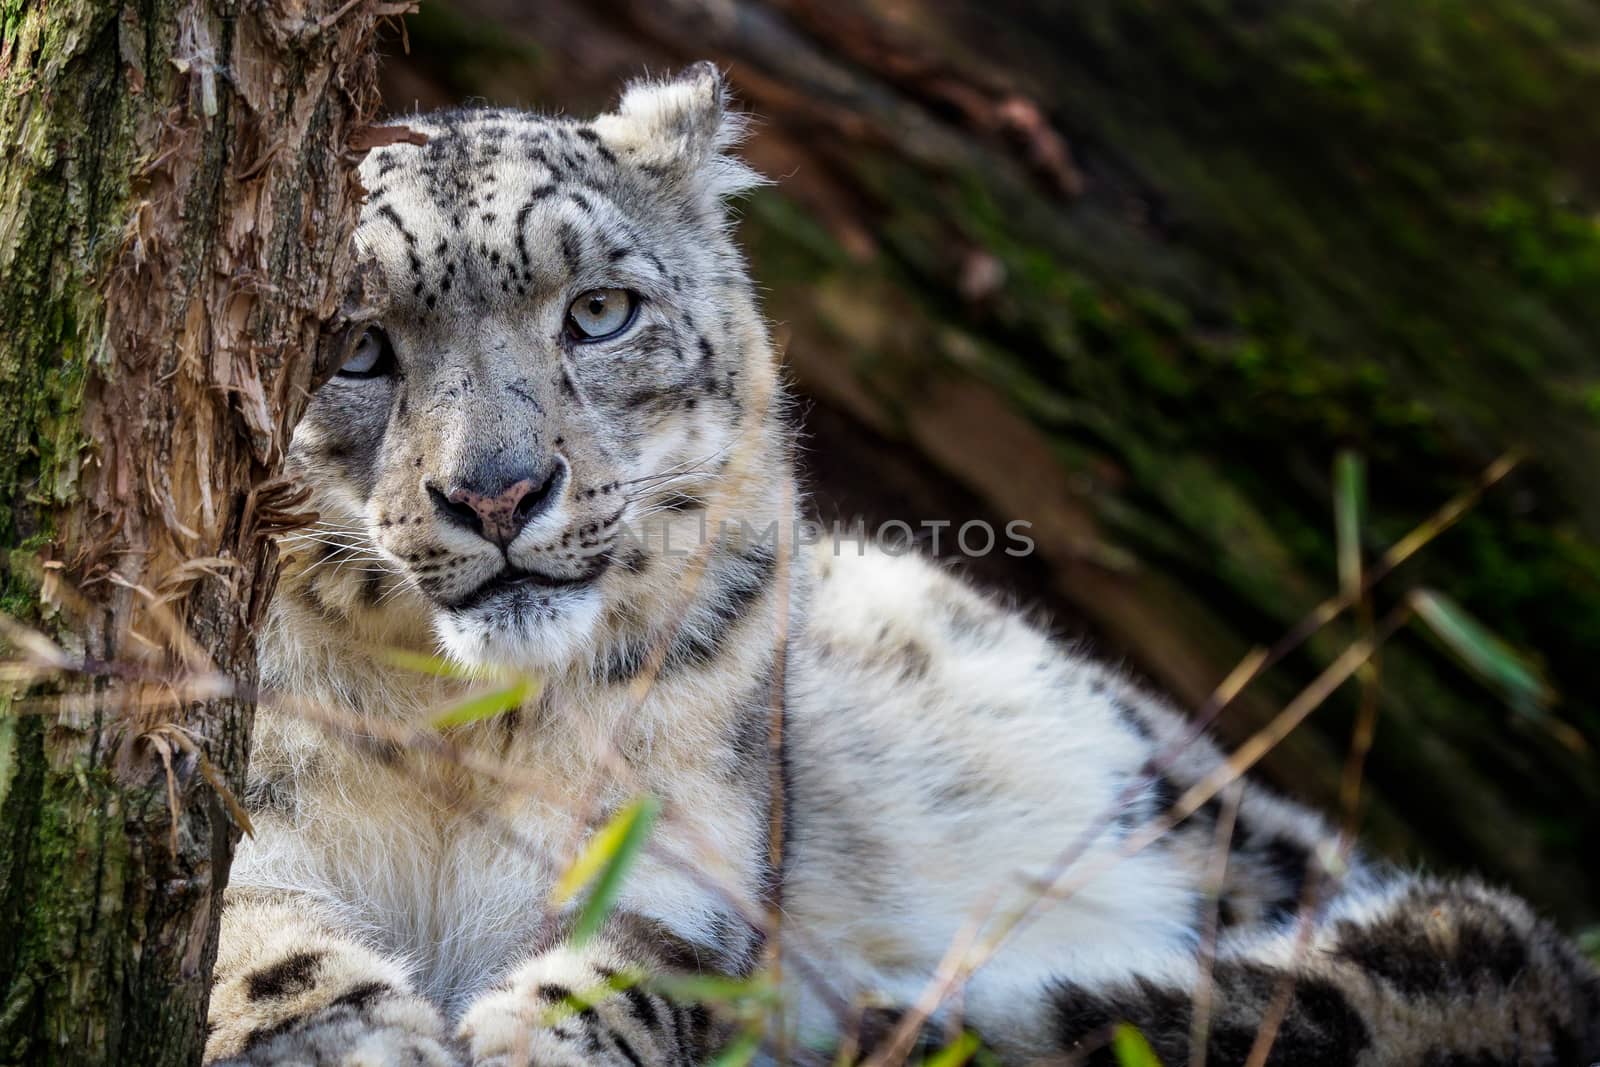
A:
596;62;767;203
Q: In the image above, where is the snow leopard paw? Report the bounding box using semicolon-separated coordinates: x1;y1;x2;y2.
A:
458;945;712;1067
206;936;459;1066
214;996;461;1066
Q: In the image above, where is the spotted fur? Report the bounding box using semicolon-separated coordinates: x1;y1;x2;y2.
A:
208;65;1600;1066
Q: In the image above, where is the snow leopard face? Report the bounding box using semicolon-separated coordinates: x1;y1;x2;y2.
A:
283;65;775;670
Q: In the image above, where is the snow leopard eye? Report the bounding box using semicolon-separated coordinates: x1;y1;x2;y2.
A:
566;288;638;342
340;326;395;378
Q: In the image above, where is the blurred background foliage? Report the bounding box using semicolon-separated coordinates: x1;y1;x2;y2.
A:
376;0;1600;926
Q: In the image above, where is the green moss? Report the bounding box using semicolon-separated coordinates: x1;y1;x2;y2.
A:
0;2;125;555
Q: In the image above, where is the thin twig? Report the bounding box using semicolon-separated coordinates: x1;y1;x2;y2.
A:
1188;783;1243;1067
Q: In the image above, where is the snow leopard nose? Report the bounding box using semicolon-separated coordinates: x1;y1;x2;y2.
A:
431;460;567;548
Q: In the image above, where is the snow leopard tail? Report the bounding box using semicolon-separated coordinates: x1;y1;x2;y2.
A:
1051;876;1600;1066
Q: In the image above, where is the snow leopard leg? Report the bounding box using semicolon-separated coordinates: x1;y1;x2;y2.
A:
1051;877;1600;1065
457;915;737;1067
205;895;458;1066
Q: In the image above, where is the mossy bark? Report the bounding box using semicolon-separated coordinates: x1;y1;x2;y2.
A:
0;1;390;1062
382;0;1600;927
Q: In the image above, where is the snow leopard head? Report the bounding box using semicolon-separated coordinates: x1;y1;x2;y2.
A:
280;64;784;672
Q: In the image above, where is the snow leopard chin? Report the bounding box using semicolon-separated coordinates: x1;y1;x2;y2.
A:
432;582;605;673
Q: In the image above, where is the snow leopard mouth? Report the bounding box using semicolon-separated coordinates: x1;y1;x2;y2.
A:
446;558;612;612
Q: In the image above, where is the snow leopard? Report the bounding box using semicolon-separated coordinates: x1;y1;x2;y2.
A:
205;63;1600;1066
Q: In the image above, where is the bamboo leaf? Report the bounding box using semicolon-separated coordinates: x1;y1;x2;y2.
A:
921;1030;981;1067
536;968;640;1027
646;972;776;1006
429;675;537;730
1110;1023;1163;1067
551;795;652;905
562;794;660;945
706;1028;762;1067
380;647;475;679
1409;589;1555;714
1333;450;1365;599
1577;926;1600;968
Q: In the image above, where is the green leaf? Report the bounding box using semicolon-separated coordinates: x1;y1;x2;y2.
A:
565;794;660;945
536;968;640;1027
1110;1023;1163;1067
645;972;777;1007
429;675;538;730
1333;450;1365;598
379;647;475;679
1577;926;1600;968
1409;589;1555;715
551;794;654;905
921;1030;981;1067
706;1028;762;1067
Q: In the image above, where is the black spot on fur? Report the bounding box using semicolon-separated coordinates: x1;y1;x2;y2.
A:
1333;887;1531;997
1236;967;1370;1065
1055;965;1369;1067
246;950;325;1000
620;986;661;1033
1258;835;1312;924
537;982;574;1003
1113;696;1154;740
328;980;392;1012
241;1016;299;1052
375;204;416;246
601;635;651;686
682;1003;712;1049
1052;980;1126;1060
1146;769;1180;822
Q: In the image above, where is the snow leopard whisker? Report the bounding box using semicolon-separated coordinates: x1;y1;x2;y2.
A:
330;556;397;579
619;442;737;489
617;470;714;496
621;475;716;506
279;531;375;550
285;518;370;536
292;544;388;566
281;536;385;556
373;575;420;606
306;560;397;581
296;542;400;575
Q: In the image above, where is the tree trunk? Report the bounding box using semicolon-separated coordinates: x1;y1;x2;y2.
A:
379;0;1600;929
0;2;392;1063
